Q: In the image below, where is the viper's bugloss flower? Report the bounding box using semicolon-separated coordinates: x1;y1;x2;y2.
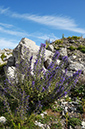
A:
0;43;82;123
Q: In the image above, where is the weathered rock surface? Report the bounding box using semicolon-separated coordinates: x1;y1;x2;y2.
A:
4;38;54;82
0;37;85;82
0;37;85;129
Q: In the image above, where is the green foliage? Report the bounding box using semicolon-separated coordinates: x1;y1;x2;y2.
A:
69;45;77;50
50;103;63;112
81;99;85;113
0;44;81;128
54;46;60;50
72;36;81;40
0;63;7;76
54;40;63;44
68;36;81;40
77;45;85;53
45;40;50;49
50;122;62;129
68;36;71;39
71;83;85;99
65;96;72;102
68;117;81;128
1;53;6;61
76;84;85;97
59;45;63;47
65;112;69;128
81;48;85;53
78;45;85;50
77;105;83;113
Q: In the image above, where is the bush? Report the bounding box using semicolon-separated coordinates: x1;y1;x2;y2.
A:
0;63;6;73
81;48;85;53
0;44;81;128
54;40;63;44
54;46;60;50
45;40;50;49
68;117;81;128
72;36;80;40
1;53;6;61
78;45;85;50
77;45;85;53
70;76;85;99
68;36;80;40
69;45;77;51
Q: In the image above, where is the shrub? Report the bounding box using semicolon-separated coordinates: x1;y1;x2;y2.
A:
70;76;85;99
77;45;85;53
68;36;80;40
71;36;80;40
69;45;77;51
0;63;6;73
45;40;50;49
67;36;71;40
78;45;85;50
68;117;81;128
54;46;60;50
54;40;63;44
1;53;6;61
0;44;81;127
81;48;85;53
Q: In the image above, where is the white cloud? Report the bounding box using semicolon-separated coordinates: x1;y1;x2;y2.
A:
0;38;18;49
0;26;30;37
0;7;85;34
32;32;58;41
13;14;85;34
0;21;58;42
0;22;13;28
0;6;9;14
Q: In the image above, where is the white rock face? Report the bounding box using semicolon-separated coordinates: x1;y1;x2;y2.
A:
82;121;85;129
6;38;54;82
0;116;6;123
69;62;85;71
0;49;13;65
59;48;68;57
4;37;85;83
13;38;39;61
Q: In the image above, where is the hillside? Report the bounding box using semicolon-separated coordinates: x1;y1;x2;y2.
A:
0;36;85;128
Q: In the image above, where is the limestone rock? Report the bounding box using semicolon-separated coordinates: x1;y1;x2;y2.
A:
1;37;85;83
46;44;54;52
59;48;68;57
7;56;15;66
5;38;54;82
69;62;85;71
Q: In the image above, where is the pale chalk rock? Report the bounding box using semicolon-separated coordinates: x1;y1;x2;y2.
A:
82;121;85;129
0;116;6;123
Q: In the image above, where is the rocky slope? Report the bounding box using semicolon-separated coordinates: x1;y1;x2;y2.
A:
46;36;85;80
0;36;85;129
0;36;85;80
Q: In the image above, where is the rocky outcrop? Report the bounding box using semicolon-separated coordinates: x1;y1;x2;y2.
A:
5;38;54;82
0;48;12;64
0;37;85;82
0;48;13;77
47;37;85;77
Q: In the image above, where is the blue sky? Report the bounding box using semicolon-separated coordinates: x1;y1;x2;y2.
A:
0;0;85;49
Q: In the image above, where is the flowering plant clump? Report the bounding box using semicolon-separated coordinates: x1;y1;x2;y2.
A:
0;43;81;127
